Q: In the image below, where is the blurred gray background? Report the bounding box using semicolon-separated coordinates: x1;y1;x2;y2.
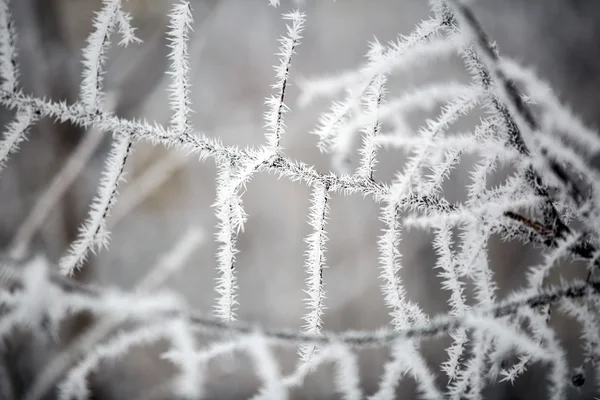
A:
1;0;599;398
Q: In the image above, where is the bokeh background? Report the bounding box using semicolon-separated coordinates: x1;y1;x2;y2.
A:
1;0;599;398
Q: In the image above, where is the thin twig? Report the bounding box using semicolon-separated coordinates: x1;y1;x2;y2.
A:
8;92;118;260
2;260;597;349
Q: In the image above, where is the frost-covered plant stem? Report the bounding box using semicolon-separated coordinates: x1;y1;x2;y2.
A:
212;10;305;322
299;183;330;362
0;0;17;92
26;228;203;400
0;108;37;175
80;0;120;112
167;1;194;135
59;132;133;275
214;161;241;321
443;1;579;234
7;258;600;351
3;0;600;396
265;10;304;150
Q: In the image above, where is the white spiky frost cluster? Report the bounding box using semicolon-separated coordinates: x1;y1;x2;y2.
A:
0;0;599;398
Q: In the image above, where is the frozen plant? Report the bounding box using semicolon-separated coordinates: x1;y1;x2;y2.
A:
0;0;599;399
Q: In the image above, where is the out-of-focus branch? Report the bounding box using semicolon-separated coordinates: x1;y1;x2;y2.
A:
23;226;205;400
1;258;599;349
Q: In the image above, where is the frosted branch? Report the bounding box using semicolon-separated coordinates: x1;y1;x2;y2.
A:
59;131;134;275
299;183;330;362
0;0;17;92
265;10;304;150
0;108;36;174
79;0;121;111
8;90;120;259
167;1;194;135
214;161;241;321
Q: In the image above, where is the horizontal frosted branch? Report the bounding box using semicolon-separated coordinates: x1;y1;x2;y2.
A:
3;260;600;349
404;194;542;229
0;88;393;199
